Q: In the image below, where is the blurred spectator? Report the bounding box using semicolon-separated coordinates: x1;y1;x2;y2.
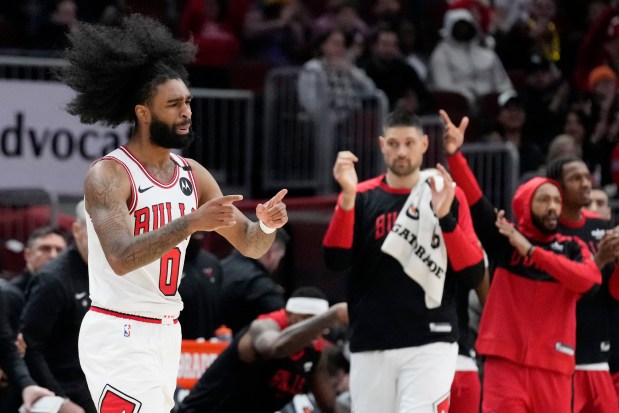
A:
586;65;619;186
0;287;55;413
546;134;582;164
484;90;545;176
448;0;495;36
20;201;95;412
11;227;66;301
0;225;66;412
588;187;612;220
495;0;569;73
0;280;23;336
298;29;376;120
178;232;224;340
574;2;619;93
492;0;529;34
242;0;314;66
563;107;598;176
35;0;78;51
521;133;584;183
363;0;404;28
397;19;429;82
520;51;570;151
220;228;289;334
358;25;431;112
179;0;240;88
0;278;28;411
312;0;368;61
429;8;512;108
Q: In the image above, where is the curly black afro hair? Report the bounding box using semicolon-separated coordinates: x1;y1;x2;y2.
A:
57;14;196;127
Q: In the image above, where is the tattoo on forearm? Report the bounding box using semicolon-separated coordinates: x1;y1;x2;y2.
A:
123;218;189;269
87;168;191;272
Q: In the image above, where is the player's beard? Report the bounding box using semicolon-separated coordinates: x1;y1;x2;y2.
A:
388;158;416;177
532;211;558;234
149;116;195;149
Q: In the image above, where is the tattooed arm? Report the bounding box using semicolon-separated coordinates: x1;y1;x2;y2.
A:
187;159;288;259
84;160;244;275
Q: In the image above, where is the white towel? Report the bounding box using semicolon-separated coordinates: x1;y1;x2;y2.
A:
380;170;448;309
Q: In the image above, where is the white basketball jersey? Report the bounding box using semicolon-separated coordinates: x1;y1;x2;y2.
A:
86;146;199;319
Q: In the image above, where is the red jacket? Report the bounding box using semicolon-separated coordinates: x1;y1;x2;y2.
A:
448;152;602;375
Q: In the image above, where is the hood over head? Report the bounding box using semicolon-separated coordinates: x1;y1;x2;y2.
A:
512;176;562;241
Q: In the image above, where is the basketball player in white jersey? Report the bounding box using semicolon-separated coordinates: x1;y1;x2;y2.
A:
57;15;288;412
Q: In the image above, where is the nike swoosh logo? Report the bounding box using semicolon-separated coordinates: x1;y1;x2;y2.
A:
75;292;87;300
138;185;154;193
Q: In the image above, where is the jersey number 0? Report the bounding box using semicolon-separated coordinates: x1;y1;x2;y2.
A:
159;247;181;296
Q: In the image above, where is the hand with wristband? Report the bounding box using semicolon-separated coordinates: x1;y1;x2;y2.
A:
256;189;289;234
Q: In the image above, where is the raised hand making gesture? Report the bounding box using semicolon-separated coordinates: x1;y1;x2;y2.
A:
439;109;469;156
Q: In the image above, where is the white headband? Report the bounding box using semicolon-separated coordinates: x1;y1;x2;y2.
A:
286;297;329;315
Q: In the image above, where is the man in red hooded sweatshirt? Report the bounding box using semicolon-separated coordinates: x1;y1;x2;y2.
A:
441;109;602;412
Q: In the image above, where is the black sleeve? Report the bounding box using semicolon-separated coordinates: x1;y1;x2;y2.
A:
469;196;510;260
20;275;66;396
0;287;35;390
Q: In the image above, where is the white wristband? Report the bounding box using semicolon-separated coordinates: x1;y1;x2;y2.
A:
259;220;276;234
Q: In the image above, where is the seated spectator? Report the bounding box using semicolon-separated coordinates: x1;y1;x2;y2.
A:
563;107;598;177
298;29;376;120
177;287;349;413
358;25;432;112
363;0;405;28
242;0;314;66
521;51;570;152
586;65;619;186
220;228;289;334
20;201;95;412
178;0;240;88
483;90;545;177
574;2;619;93
11;227;66;301
494;0;567;73
429;8;512;108
587;187;612;220
397;19;429;82
35;0;77;51
312;0;368;61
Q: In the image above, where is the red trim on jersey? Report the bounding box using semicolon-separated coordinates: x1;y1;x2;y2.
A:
100;156;137;213
559;214;587;229
119;146;180;188
582;209;603;219
90;306;178;324
174;154;199;207
358;175;411;195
